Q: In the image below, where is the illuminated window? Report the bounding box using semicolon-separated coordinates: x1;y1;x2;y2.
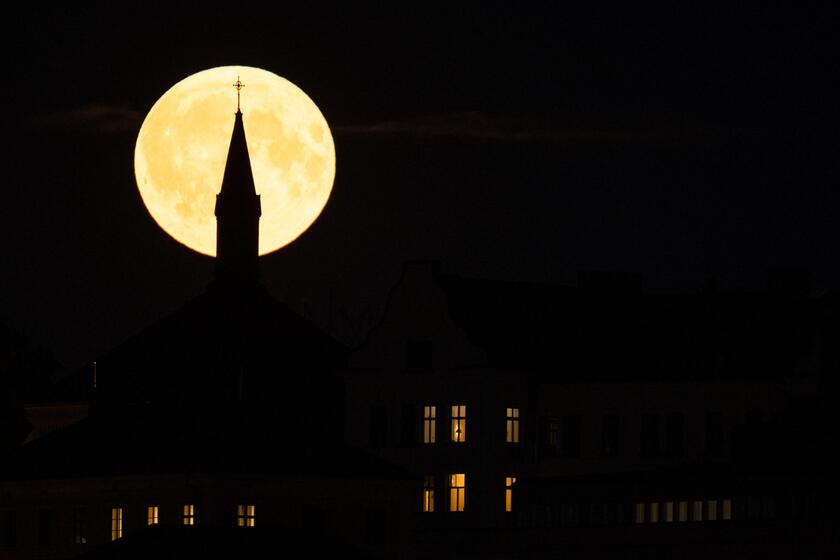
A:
506;408;520;443
664;501;674;522
505;477;516;512
423;476;435;512
692;500;703;521
237;505;255;527
147;506;158;526
722;499;732;520
707;499;717;521
183;504;194;526
110;508;122;541
423;406;436;444
634;502;645;524
73;508;87;544
451;405;466;443
678;501;688;522
449;473;466;512
648;502;659;523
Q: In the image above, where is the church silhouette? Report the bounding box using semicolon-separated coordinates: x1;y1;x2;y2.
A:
2;99;840;559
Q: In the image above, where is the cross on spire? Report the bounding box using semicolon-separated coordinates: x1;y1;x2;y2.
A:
233;75;245;112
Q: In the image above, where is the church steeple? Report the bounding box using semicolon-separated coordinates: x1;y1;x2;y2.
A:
214;88;261;284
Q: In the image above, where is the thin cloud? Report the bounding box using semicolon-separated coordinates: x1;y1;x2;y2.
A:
334;111;722;143
31;104;143;135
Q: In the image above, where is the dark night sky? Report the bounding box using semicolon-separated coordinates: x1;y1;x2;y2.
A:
1;7;837;370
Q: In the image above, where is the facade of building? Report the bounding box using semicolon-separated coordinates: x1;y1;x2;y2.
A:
342;261;840;558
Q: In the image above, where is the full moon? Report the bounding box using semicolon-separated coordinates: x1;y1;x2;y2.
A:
134;66;335;256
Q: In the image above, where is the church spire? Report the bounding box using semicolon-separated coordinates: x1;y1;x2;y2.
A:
214;83;261;285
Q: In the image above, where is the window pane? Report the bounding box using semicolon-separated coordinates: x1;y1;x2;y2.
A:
679;501;688;522
692;500;703;521
664;501;674;523
708;500;717;521
722;499;732;520
649;502;659;523
449;473;466;512
634;503;645;524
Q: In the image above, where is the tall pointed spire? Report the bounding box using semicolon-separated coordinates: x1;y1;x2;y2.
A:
214;84;261;285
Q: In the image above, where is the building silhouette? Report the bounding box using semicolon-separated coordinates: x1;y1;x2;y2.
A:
2;114;840;558
0;106;414;559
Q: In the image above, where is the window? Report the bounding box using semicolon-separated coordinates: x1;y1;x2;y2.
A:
634;502;645;524
648;502;659;523
692;500;703;521
451;405;466;443
449;473;465;512
664;501;674;523
73;508;87;544
505;477;516;512
722;499;732;520
423;476;435;512
147;506;159;526
707;499;717;521
678;501;688;522
183;504;195;526
237;505;255;527
506;408;520;443
423;406;436;443
110;508;123;541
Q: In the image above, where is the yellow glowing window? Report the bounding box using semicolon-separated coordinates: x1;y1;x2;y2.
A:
505;477;516;512
649;502;659;523
506;408;520;443
423;406;436;444
147;506;159;526
110;508;122;541
707;499;717;521
449;473;466;512
634;502;645;523
423;476;435;512
451;405;466;443
692;500;703;521
664;501;674;522
678;501;688;522
237;504;255;527
183;504;195;526
722;499;732;520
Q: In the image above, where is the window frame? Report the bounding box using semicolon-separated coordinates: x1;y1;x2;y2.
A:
449;473;466;512
422;476;435;513
506;407;520;443
237;504;255;527
423;405;436;444
451;405;466;443
110;508;123;541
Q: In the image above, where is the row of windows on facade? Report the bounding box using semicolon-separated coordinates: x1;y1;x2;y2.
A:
373;407;726;458
371;405;520;446
421;474;517;513
0;504;255;549
540;412;727;459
